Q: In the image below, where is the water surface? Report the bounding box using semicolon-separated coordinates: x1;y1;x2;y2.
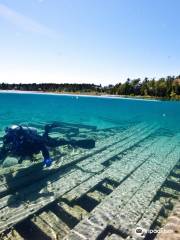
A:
0;92;180;170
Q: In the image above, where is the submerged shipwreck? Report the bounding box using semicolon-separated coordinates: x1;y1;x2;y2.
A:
0;121;179;240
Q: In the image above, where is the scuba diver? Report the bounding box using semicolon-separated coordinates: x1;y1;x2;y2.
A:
0;123;95;167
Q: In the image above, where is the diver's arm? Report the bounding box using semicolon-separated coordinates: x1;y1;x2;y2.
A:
43;123;60;139
40;144;50;159
39;144;53;167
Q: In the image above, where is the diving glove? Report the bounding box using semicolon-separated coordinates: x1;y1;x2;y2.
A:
43;158;53;167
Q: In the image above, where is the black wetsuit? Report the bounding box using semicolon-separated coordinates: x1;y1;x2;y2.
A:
0;126;49;163
0;124;95;164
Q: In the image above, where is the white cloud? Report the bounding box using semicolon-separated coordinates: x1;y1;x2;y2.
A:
0;3;58;38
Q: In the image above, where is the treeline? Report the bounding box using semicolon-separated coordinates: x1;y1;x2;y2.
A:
110;76;180;99
0;83;102;93
0;76;180;99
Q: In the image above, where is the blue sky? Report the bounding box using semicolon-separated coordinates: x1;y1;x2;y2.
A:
0;0;180;85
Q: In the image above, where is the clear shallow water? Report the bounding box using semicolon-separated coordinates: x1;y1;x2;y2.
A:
0;92;180;237
0;92;180;169
0;92;180;131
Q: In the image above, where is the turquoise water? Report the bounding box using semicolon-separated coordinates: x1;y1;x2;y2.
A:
0;92;180;130
0;92;180;169
0;92;180;237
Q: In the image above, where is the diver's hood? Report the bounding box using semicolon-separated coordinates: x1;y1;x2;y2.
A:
5;125;19;132
10;125;19;130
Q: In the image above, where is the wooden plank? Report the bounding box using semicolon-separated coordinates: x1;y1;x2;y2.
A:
87;190;107;203
0;123;148;197
65;136;180;240
104;234;125;240
128;201;164;240
1;229;24;240
31;216;57;240
57;202;89;221
63;136;160;201
0;123;154;210
0;124;157;232
155;201;180;240
39;211;71;239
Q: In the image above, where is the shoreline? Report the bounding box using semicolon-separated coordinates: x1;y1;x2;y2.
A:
0;89;179;102
0;89;160;101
